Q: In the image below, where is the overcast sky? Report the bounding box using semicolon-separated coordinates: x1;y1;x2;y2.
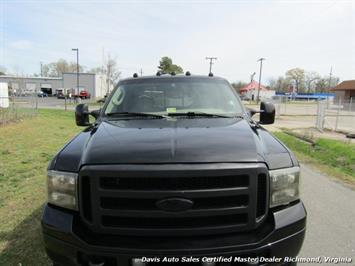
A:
0;0;354;83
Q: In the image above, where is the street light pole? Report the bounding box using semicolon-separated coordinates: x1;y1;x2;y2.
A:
72;48;79;96
250;72;256;83
256;58;265;104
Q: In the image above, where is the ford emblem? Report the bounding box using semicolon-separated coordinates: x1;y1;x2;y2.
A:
156;198;194;212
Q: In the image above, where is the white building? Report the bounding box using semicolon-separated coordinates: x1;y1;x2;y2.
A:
0;82;9;108
239;81;275;101
0;73;113;98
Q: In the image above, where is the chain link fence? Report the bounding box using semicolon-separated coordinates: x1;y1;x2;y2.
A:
245;97;355;134
270;96;319;117
0;95;38;126
316;98;355;133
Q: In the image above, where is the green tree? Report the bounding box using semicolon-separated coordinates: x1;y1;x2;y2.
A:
314;78;328;93
286;68;305;93
158;56;183;74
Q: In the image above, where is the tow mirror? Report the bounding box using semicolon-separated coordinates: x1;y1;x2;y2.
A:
90;109;101;119
259;102;275;124
75;104;91;126
247;107;258;117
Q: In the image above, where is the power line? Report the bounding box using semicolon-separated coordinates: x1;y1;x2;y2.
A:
205;57;217;74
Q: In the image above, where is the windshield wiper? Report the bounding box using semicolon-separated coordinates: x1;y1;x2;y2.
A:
167;112;235;118
106;112;166;119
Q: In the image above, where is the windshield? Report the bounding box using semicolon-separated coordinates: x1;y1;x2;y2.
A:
104;78;243;116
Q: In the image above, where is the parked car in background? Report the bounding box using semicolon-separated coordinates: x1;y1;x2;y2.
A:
56;89;71;99
56;90;67;99
37;91;48;97
78;90;91;99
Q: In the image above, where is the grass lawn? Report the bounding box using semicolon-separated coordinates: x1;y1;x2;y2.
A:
0;107;38;126
0;109;81;265
274;132;355;183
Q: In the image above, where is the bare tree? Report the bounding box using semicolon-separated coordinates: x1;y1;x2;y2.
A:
42;59;84;77
305;71;320;93
90;53;121;94
106;54;121;88
314;75;339;93
268;76;290;92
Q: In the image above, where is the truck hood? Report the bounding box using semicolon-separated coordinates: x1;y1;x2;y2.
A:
81;117;264;164
53;117;295;171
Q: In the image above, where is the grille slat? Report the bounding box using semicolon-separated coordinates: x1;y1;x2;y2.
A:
101;195;248;210
81;177;92;222
96;187;250;199
256;174;268;219
100;175;249;190
79;164;268;236
99;206;249;218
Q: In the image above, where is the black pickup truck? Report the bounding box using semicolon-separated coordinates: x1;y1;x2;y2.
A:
42;74;306;266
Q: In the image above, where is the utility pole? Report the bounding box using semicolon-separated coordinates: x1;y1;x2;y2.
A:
40;62;43;76
72;48;79;97
205;57;217;74
256;58;265;104
327;66;333;107
328;66;333;92
140;68;143;76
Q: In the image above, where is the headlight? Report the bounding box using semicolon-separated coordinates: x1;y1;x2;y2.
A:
269;166;300;208
47;170;78;210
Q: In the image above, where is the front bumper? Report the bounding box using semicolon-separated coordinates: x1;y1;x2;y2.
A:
42;202;306;266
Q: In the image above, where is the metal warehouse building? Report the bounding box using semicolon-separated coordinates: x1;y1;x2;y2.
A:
0;72;110;98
